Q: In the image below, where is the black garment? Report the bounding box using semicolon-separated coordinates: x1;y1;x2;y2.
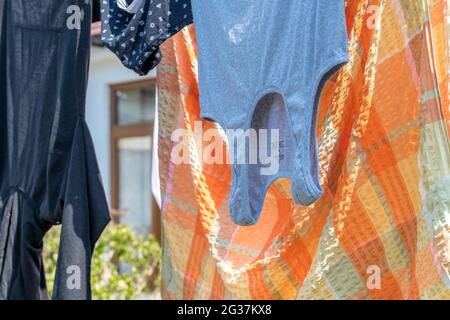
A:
93;0;101;23
0;0;110;300
101;0;193;75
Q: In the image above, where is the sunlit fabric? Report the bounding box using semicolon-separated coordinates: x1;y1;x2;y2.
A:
157;0;450;299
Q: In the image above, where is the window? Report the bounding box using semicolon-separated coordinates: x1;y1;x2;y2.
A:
110;79;160;240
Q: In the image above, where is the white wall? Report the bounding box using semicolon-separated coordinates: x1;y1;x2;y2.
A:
85;46;156;202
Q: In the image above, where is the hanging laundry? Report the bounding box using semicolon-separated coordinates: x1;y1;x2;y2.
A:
157;0;450;300
0;0;110;299
191;0;349;226
101;0;193;75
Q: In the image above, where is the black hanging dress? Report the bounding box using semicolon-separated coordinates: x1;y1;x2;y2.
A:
0;0;110;299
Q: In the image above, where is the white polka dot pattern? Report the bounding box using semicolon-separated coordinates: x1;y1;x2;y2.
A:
101;0;192;75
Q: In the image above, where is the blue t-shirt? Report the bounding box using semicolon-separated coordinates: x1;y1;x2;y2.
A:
191;0;349;226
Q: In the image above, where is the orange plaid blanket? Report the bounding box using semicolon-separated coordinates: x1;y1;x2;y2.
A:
157;0;450;299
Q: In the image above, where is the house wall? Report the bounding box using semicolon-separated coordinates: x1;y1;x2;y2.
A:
85;46;156;203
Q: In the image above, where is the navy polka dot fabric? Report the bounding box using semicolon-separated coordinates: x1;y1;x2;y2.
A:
101;0;193;75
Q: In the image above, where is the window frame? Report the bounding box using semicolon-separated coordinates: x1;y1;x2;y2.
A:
109;78;160;240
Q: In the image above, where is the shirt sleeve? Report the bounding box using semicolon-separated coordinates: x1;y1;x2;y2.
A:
101;0;193;75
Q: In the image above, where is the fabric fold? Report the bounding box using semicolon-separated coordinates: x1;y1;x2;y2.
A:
52;119;110;300
101;0;193;75
117;0;144;14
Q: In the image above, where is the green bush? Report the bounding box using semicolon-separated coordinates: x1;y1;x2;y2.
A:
43;223;161;300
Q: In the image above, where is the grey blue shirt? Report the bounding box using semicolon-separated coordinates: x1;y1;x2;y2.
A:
192;0;349;226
